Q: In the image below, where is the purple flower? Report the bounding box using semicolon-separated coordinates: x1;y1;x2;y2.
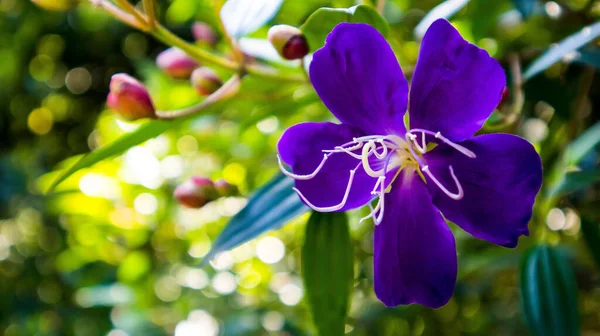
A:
277;20;542;308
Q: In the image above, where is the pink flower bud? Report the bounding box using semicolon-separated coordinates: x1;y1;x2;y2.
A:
107;74;155;120
156;47;199;79
268;25;309;60
192;22;218;47
174;177;218;208
191;67;222;96
214;179;238;197
497;87;510;109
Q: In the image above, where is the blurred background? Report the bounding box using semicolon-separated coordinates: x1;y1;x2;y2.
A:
0;0;599;335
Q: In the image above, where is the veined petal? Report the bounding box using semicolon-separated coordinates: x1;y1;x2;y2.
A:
423;134;542;247
278;122;380;211
374;169;457;308
310;23;408;135
409;19;506;142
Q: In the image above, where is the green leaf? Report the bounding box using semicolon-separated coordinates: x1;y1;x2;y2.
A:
547;169;600;197
573;49;600;69
48;119;182;191
203;173;307;263
520;245;580;336
523;21;600;81
414;0;469;39
511;0;537;19
302;211;353;336
566;120;600;165
301;5;389;52
581;217;600;271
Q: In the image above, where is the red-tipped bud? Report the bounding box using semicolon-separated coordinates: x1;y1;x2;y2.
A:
192;22;218;47
497;86;510;109
268;25;309;60
214;179;238;197
174;177;218;208
156;47;199;79
32;0;76;11
107;74;155;120
191;67;222;96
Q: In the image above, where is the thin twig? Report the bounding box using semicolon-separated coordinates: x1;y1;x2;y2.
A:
113;0;147;25
155;75;241;119
143;0;157;28
88;0;148;31
376;0;385;13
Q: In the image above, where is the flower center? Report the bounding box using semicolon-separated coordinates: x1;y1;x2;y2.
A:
277;128;476;225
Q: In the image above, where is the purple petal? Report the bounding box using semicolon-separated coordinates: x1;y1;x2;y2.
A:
409;19;506;142
309;23;408;135
423;134;543;247
278;122;381;211
374;169;457;308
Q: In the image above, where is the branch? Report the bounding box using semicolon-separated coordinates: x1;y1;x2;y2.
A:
88;0;148;31
143;0;157;28
155;75;241;119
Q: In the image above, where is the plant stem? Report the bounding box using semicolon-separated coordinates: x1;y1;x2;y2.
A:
113;0;147;25
155;75;241;119
152;25;239;70
143;0;157;28
152;26;305;83
89;0;148;31
86;0;306;83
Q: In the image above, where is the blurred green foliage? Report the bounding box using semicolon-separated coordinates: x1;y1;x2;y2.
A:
0;0;599;335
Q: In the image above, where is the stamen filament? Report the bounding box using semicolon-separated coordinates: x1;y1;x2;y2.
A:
408;128;476;158
277;154;329;180
422;165;464;200
292;169;357;212
362;142;387;177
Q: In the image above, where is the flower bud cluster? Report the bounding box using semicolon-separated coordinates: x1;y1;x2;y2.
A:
174;177;238;209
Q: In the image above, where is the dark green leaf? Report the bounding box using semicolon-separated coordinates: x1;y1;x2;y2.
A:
547;169;600;197
301;5;389;52
523;21;600;81
48;119;182;191
511;0;537;19
203;173;307;262
302;211;353;336
520;245;580;336
414;0;469;38
581;217;600;271
573;49;600;69
566;120;600;165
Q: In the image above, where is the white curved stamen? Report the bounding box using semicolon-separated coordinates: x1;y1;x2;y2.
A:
372;140;388;159
361;141;387;177
277;154;329;180
408;128;476;158
408;132;427;153
373;176;386;225
359;176;386;225
292;169;356;212
323;145;363;159
422;165;464;200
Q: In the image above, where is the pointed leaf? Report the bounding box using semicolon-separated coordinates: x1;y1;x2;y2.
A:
520;245;580;336
221;0;283;38
48;119;183;191
581;217;600;271
204;173;307;262
511;0;537;19
547;169;600;197
572;49;600;69
566;120;600;165
301;5;389;52
414;0;470;39
302;211;353;336
523;21;600;81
